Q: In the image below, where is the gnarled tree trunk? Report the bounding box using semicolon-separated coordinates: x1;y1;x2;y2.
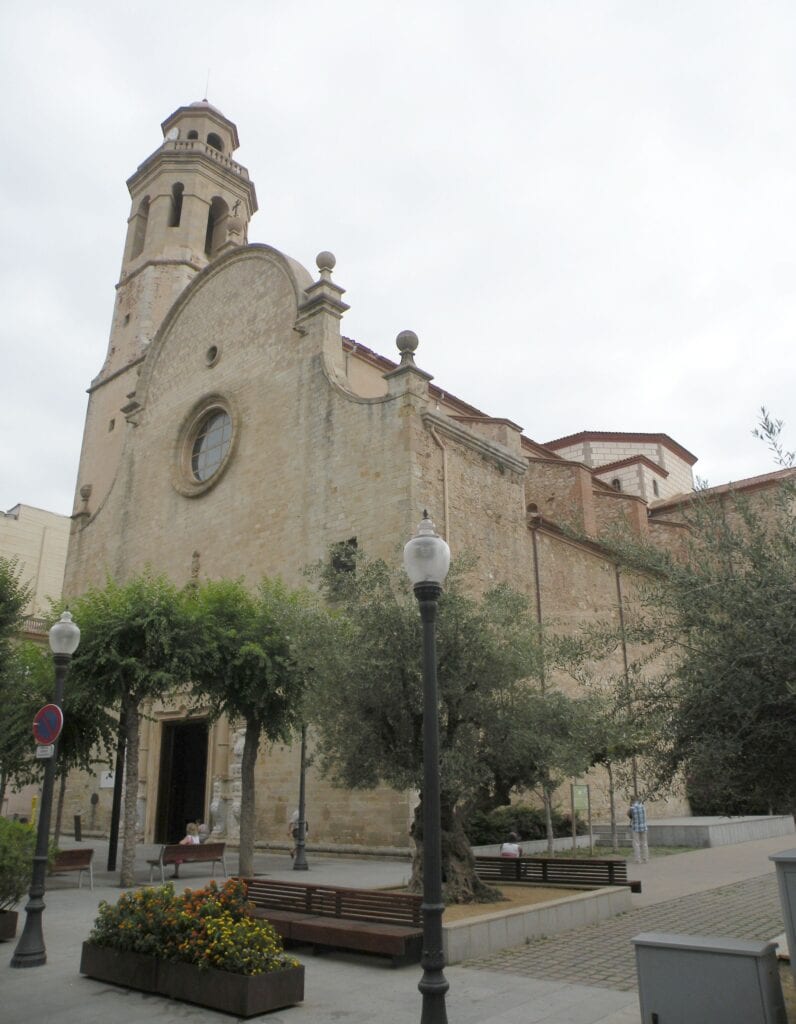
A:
408;797;501;904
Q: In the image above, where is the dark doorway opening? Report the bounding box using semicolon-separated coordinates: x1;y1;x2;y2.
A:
155;719;209;843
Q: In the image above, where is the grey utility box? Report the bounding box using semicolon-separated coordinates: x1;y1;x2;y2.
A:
770;848;796;983
633;932;786;1024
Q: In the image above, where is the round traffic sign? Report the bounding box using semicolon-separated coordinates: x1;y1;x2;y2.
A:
32;704;63;746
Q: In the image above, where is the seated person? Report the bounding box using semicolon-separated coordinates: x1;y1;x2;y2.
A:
171;822;201;877
180;822;200;846
499;832;522;858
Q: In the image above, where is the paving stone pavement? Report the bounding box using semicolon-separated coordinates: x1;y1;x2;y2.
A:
465;872;783;991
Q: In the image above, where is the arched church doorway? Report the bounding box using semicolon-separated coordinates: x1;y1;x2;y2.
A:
155;719;209;843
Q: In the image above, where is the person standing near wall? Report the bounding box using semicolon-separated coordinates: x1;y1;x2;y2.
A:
628;798;649;863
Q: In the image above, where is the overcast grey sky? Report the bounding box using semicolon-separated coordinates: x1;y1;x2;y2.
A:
1;2;793;515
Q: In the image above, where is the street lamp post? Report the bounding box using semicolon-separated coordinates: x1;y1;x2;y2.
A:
11;611;80;968
404;511;451;1024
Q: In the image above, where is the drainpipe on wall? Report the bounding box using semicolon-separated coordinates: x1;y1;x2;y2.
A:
529;518;546;694
427;424;450;544
614;565;638;798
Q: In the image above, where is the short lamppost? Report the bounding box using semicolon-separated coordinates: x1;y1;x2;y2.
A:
11;611;80;968
403;511;451;1024
293;723;309;871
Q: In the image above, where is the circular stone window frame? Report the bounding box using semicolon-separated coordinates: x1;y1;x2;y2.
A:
172;393;239;498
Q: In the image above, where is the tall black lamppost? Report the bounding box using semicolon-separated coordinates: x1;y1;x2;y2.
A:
11;611;80;968
404;511;450;1024
292;723;309;871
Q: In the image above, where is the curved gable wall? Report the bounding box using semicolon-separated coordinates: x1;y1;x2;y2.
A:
64;246;415;595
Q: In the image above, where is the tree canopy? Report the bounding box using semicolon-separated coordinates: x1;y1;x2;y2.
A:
0;552;38;800
646;476;796;814
0;557;30;670
187;577;314;876
571;417;796;816
68;572;196;885
309;552;593;900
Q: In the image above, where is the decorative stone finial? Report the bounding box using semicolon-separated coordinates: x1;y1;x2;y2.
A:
316;251;336;281
395;330;419;367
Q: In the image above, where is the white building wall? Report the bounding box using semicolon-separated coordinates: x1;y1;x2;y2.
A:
0;504;70;616
552;439;694;500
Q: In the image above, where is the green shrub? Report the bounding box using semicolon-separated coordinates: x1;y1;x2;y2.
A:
466;804;588;845
0;818;36;911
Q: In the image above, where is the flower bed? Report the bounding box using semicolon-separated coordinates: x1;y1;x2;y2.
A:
80;879;304;1016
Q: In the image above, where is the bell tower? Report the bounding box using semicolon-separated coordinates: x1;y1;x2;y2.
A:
109;100;257;375
71;101;258;520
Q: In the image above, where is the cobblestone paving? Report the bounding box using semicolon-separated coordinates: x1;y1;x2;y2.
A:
465;873;783;991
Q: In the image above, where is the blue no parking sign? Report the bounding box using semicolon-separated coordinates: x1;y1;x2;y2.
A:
32;704;63;746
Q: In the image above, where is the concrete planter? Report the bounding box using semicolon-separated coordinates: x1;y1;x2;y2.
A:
159;960;305;1016
80;943;305;1017
0;910;18;941
80;943;159;991
443;885;631;963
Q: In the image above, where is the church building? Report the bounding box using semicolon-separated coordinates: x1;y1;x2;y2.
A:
65;101;715;849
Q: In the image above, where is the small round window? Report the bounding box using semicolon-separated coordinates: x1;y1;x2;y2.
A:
173;395;238;498
191;410;232;481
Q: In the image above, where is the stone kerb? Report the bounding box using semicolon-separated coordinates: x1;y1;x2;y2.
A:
443;886;631;963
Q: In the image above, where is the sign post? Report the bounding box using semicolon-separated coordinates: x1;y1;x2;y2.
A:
32;704;64;747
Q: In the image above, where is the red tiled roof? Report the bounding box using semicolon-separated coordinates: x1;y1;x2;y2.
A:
543;431;698;466
649;467;795;511
593;455;669;478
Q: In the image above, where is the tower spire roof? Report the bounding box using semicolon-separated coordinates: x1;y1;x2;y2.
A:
160;101;240;150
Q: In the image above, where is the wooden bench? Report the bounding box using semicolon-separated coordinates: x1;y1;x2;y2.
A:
147;842;227;883
241;878;423;966
474;854;642;893
51;848;94;890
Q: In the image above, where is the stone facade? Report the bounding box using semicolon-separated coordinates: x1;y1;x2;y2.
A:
544;431;697;501
66;100;769;848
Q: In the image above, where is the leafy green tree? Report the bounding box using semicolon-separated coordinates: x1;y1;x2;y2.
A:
575;414;796;816
1;635;117;843
513;687;598;854
0;637;42;810
187;578;312;877
552;626;664;848
310;553;568;902
0;558;117;838
68;572;195;886
649;475;796;813
0;557;30;653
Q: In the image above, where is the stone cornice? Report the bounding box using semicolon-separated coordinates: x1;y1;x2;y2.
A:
88;355;146;393
117;257;205;289
528;516;620;563
593;454;669;478
422;411;527;475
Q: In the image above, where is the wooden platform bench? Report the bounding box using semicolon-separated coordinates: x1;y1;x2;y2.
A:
474;854;642;893
147;842;227;883
240;878;423;966
51;847;94;890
